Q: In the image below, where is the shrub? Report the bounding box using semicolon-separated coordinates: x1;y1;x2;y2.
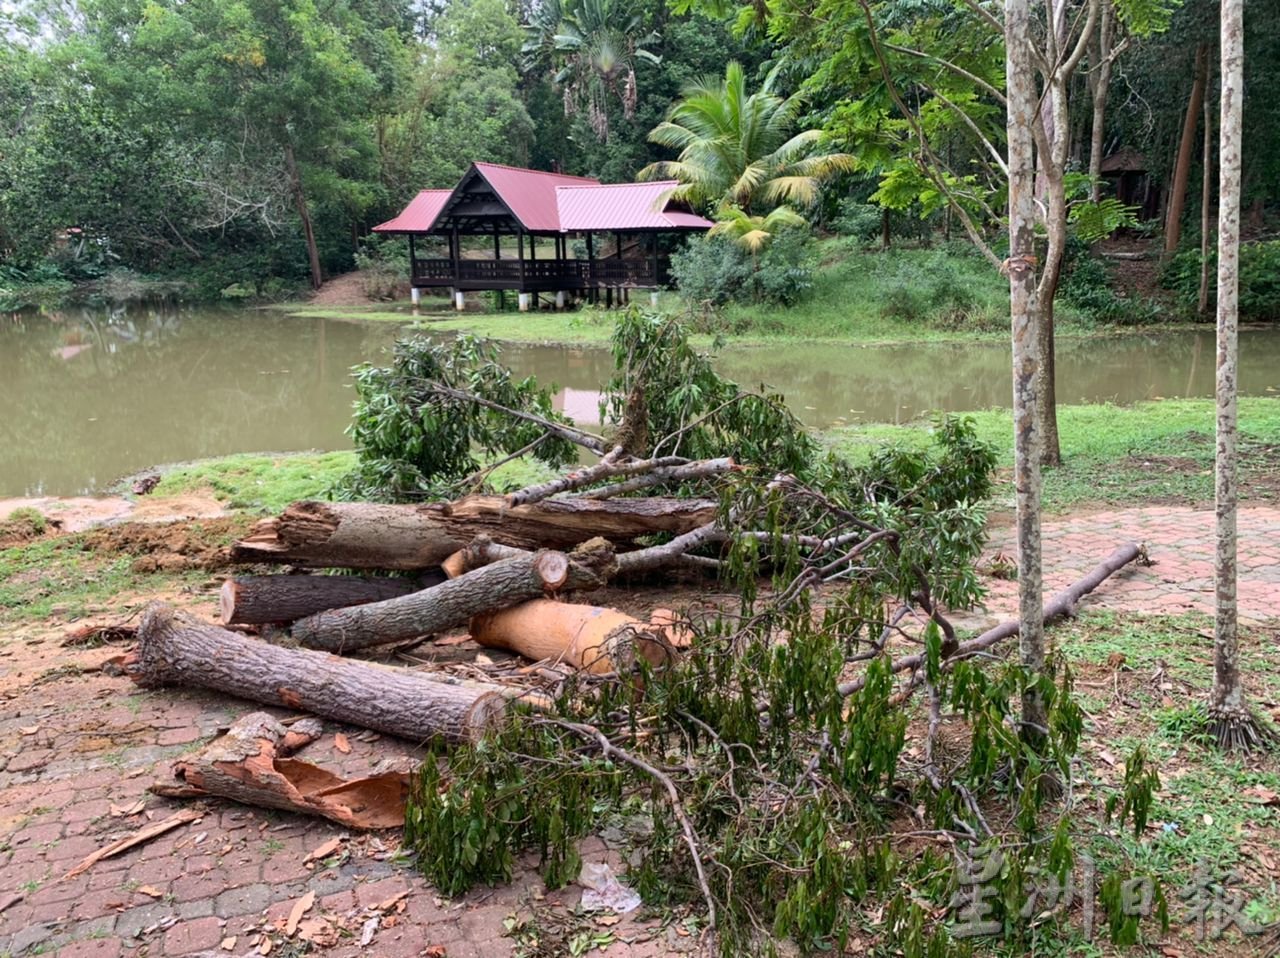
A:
670;230;817;308
354;234;410;301
1162;239;1280;321
829;200;882;242
1060;253;1163;326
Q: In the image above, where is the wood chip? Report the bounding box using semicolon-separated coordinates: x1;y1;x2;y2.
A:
137;885;164;898
286;890;315;936
220;937;236;951
360;916;379;946
63;809;201;879
375;890;410;912
19;726;39;736
110;800;147;817
258;936;272;955
334;733;351;754
304;837;344;864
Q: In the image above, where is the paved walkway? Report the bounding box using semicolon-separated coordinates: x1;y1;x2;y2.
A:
1;505;1277;956
981;505;1280;625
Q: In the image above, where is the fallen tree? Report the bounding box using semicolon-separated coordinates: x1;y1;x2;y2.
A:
233;496;717;570
151;712;411;829
129;603;511;744
219;573;442;625
290;544;616;653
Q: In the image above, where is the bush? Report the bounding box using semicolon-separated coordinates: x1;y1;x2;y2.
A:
877;253;992;329
1060;252;1163;326
1162;239;1280;321
829;200;882;242
670;230;817;308
354;234;410;301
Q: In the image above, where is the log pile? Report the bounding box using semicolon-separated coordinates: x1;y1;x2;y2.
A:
109;447;1142;832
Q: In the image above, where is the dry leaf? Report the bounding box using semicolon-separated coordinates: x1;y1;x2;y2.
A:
376;890;410;912
334;733;351;754
297;917;339;947
286;890;316;936
424;947;448;958
304;837;343;864
1161;695;1175;708
1243;785;1280;806
220;937;237;951
137;885;164;899
1097;749;1117;767
595;915;621;927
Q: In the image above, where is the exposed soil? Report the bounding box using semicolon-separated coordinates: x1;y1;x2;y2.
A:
309;270;405;307
83;515;252;572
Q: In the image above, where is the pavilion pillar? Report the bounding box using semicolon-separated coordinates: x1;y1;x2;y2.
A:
518;293;531;312
454;291;465;311
555;290;566;309
411;287;421;305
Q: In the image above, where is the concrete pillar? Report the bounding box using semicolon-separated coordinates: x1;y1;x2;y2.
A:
518;293;531;312
410;287;421;306
555;290;566;309
649;290;660;308
454;291;465;312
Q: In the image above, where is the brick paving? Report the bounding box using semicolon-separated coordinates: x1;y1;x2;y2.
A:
1;504;1276;956
981;505;1280;626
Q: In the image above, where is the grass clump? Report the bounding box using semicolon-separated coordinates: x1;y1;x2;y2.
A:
151;451;356;512
0;507;48;544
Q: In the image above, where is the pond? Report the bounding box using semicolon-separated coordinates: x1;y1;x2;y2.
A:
4;303;1279;496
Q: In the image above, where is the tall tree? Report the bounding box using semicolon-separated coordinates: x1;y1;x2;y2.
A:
1005;0;1047;751
638;61;854;212
522;0;661;141
1164;43;1209;256
1208;0;1268;751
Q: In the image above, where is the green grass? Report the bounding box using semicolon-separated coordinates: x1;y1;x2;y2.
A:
151;451;357;511
826;397;1280;511
1051;612;1280;931
0;535;203;627
282;241;1193;348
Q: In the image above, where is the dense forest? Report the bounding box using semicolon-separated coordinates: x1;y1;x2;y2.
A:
0;0;1277;306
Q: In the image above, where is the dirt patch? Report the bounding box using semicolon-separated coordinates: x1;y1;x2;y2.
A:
83;515;251;572
309;271;404;307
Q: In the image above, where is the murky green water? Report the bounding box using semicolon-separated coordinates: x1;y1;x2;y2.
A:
4;303;1279;496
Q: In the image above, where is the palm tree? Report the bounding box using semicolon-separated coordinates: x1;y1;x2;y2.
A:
522;0;660;141
639;61;854;213
709;206;807;301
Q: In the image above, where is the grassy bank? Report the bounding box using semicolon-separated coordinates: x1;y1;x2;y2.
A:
827;397;1280;511
284;241;1193;348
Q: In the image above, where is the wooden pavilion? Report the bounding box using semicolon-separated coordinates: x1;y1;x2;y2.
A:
372;162;713;310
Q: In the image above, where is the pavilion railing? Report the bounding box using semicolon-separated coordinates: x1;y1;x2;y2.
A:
411;257;666;289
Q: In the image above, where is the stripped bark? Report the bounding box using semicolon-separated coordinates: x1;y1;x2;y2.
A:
220;574;442;625
290;546;616;653
1006;0;1049;748
234;497;717;570
471;601;676;674
505;455;694;506
151;712;412;829
130;603;508;744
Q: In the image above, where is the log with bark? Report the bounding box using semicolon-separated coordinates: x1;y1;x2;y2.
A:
471;601;677;675
151;712;412;829
129;603;509;744
220;573;444;626
233;497;717;570
290;543;616;653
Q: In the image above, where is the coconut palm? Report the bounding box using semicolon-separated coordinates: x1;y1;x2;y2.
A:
522;0;660;142
708;206;807;253
639;61;854;213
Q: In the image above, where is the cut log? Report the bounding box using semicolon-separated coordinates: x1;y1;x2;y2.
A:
150;712;412;829
291;545;615;653
131;603;508;744
440;536;529;579
220;573;444;625
233;497;717;570
471;601;676;675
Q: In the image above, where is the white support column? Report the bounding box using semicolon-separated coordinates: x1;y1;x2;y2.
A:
555;290;566;309
410;287;421;306
649;290;660;308
454;290;465;312
518;292;531;312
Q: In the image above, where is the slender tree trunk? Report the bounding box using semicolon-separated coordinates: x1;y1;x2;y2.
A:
1198;65;1215;317
1087;6;1115;203
1208;0;1265;750
1006;0;1048;750
1164;45;1209;256
284;141;324;290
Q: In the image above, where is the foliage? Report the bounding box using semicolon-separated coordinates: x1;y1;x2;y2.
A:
522;0;662;141
336;336;578;501
1163;240;1280;322
1059;248;1163;326
601;309;819;470
670;229;817;307
639;61;854;213
828;199;884;242
353;235;409;301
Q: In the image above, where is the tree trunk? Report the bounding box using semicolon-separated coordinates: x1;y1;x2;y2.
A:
1164;45;1209;256
284;141;324;291
1198;65;1215;317
130;603;508;744
1006;0;1048;750
290;546;615;653
220;574;443;626
471;601;676;675
233;497;717;570
1208;0;1265;750
151;712;412;829
1087;6;1115;203
1037;156;1066;468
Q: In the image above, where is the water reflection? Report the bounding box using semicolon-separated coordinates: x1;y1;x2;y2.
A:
3;304;1278;496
